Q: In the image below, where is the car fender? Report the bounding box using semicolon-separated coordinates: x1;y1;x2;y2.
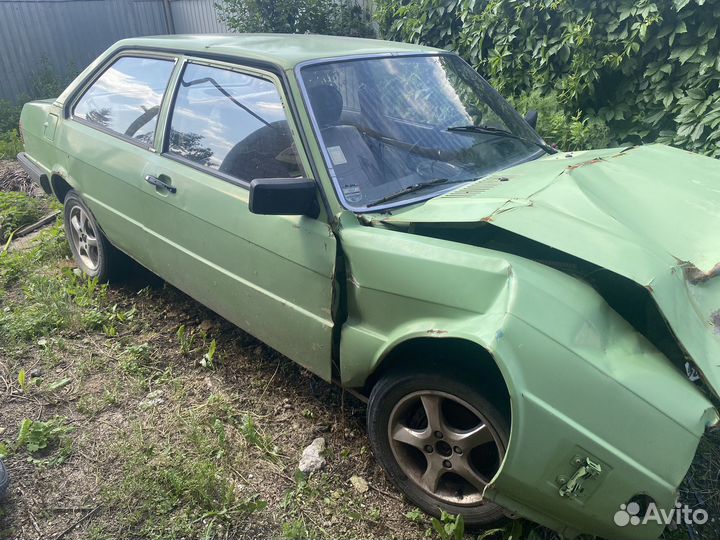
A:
337;213;717;539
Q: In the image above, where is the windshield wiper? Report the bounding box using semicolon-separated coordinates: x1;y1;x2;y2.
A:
447;125;556;155
365;177;470;208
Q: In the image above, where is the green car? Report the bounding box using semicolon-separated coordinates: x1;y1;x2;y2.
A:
17;34;720;539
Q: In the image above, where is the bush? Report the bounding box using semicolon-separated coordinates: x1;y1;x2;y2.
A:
376;0;720;156
216;0;376;37
511;91;611;151
0;130;23;160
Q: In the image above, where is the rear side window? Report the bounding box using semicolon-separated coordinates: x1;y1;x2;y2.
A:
166;63;303;181
73;56;175;145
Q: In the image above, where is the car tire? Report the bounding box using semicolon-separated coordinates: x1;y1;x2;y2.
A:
0;459;9;499
367;367;509;526
63;190;125;282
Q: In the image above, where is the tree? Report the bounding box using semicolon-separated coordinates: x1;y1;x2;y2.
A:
216;0;375;37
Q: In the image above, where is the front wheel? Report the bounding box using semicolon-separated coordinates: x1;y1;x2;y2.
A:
367;369;509;525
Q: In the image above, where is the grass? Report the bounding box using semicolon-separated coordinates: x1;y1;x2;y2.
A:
0;190;47;242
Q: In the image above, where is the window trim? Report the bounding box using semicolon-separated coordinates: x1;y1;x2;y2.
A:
68;51;179;153
159;57;309;190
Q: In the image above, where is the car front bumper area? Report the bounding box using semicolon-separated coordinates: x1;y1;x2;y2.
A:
482;308;719;539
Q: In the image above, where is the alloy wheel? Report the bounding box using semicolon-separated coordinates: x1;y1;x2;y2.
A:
68;205;100;271
387;390;505;506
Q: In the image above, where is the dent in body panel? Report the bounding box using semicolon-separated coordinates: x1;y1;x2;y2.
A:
337;212;716;539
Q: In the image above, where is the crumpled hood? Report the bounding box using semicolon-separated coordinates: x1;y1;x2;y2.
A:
379;144;720;396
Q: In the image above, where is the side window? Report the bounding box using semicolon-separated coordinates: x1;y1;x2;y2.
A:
73;56;175;144
166;63;303;181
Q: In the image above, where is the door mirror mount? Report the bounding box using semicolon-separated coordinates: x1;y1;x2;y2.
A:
249;177;320;218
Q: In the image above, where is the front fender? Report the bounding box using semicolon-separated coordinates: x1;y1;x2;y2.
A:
338;215;717;539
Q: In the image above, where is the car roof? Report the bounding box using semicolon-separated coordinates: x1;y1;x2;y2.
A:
115;34;445;70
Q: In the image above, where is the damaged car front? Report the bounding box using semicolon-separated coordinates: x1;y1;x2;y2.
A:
297;51;720;538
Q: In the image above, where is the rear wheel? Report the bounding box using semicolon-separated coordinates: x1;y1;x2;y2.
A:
63;190;125;282
367;369;509;525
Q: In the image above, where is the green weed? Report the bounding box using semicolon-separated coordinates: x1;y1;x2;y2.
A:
431;510;464;540
200;338;217;368
240;413;279;461
176;323;196;355
12;416;74;465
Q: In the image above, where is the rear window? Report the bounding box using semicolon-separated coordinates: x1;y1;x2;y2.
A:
73;56;175;145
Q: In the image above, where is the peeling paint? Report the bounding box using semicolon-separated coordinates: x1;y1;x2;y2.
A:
683;261;720;285
565;158;603;171
710;310;720;335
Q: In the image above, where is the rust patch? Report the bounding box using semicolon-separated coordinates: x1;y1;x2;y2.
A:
481;216;493;223
711;310;720;335
566;158;603;171
683;262;720;285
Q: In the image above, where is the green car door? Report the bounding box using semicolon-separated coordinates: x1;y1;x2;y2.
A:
137;58;337;380
59;53;178;263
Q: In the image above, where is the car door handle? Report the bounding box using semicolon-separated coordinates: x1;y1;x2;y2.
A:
145;175;177;193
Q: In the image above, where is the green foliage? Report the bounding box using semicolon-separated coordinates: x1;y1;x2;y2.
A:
1;58;77;161
0;262;135;343
176;323;197;355
282;518;311;539
240;413;280;460
0;129;23;160
216;0;376;37
1;58;74;133
0;217;69;287
12;417;74;465
430;510;464;540
201;338;218;369
107;418;267;539
511;91;611;150
0;191;45;242
376;0;720;155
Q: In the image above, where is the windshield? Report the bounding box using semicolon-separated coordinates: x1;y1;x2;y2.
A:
300;54;546;211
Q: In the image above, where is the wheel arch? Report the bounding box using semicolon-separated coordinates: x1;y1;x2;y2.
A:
50;172;76;203
362;336;512;427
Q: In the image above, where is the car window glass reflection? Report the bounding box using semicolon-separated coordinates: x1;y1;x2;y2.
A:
73;56;175;144
167;63;303;181
301;55;544;209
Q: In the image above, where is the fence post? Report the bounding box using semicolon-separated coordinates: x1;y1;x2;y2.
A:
162;0;176;34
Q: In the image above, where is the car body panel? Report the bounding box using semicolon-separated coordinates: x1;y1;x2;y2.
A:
337;210;717;538
379;144;720;398
17;35;720;540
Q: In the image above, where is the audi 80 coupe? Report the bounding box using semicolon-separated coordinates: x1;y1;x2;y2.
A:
17;34;720;539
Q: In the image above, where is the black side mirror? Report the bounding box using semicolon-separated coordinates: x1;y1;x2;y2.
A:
524;109;539;130
249;177;319;218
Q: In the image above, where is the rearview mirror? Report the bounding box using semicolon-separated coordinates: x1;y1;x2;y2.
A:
249;177;319;218
524;109;539;130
